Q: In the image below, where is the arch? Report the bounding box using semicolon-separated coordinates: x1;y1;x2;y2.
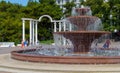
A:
39;15;53;22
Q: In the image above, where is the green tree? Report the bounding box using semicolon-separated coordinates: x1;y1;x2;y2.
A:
0;0;63;44
82;0;120;32
0;1;24;44
63;1;75;17
22;0;63;41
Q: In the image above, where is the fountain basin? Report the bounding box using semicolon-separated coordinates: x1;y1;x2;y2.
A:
11;7;118;64
11;49;120;64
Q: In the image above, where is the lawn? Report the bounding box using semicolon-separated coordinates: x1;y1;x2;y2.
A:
40;40;54;45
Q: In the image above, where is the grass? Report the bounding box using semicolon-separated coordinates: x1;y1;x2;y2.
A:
40;40;54;45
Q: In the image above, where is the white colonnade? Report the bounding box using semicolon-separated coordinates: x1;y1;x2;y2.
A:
53;20;72;45
53;20;72;32
22;15;72;46
22;18;39;45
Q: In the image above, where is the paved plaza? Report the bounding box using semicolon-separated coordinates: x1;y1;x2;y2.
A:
0;44;120;73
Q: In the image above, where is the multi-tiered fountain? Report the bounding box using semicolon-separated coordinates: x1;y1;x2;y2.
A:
54;7;110;53
11;7;120;64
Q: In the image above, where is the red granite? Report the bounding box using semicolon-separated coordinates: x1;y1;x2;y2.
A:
11;50;120;64
54;31;110;53
75;8;91;15
68;16;99;30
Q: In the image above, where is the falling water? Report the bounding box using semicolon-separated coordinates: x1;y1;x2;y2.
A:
86;19;103;31
21;7;120;57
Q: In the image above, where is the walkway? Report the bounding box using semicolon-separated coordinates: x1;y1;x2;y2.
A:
0;46;120;73
0;54;120;73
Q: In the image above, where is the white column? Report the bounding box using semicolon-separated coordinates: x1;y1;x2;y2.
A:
30;20;32;45
22;20;25;42
63;21;66;31
35;21;38;45
32;21;35;45
54;22;57;32
59;22;62;32
69;23;72;31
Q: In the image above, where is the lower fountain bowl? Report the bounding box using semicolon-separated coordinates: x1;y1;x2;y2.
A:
11;49;120;64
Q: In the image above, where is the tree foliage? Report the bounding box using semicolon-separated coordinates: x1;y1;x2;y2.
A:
63;1;75;17
1;0;120;45
82;0;120;32
0;0;63;44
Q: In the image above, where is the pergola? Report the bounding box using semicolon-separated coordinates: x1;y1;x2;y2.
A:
22;15;72;46
22;18;39;45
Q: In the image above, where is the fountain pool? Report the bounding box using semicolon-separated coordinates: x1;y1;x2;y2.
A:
11;7;120;64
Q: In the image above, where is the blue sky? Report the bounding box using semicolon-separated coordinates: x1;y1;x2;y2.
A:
4;0;39;6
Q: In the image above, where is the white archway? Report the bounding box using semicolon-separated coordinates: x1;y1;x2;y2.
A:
21;15;69;46
39;15;53;22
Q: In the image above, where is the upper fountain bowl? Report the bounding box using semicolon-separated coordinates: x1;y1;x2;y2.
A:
67;16;102;31
76;8;92;16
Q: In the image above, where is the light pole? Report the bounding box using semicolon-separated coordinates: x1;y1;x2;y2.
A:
114;29;118;41
114;29;118;33
109;14;113;26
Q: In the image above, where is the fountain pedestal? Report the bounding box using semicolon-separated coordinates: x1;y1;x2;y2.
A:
54;31;110;53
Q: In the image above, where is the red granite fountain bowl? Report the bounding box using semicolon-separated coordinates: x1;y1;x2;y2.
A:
75;8;91;15
11;49;120;64
67;16;100;30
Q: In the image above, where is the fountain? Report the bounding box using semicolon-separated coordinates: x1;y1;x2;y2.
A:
11;7;120;64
